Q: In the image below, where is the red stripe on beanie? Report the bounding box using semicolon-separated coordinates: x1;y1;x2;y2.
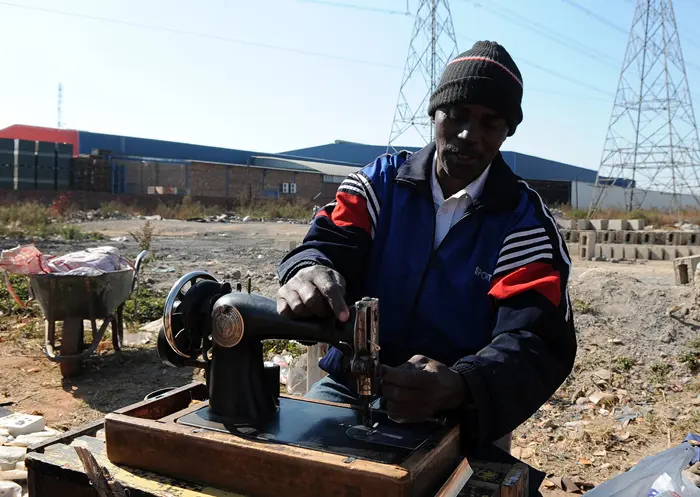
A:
449;56;523;88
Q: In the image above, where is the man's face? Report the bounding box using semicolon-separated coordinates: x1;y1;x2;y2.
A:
434;103;510;183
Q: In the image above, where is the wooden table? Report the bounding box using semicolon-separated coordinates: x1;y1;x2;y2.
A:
26;430;529;497
24;384;533;497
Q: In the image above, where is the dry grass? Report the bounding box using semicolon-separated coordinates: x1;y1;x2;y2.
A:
105;196;311;221
153;196;220;220
560;205;700;227
0;202;100;240
239;199;311;220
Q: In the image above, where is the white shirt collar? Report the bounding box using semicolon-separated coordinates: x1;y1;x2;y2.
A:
431;152;491;205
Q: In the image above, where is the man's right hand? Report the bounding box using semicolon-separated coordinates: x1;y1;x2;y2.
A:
276;265;350;322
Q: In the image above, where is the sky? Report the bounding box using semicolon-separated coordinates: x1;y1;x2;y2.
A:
1;0;699;171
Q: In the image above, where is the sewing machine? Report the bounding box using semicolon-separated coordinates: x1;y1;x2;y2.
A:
102;271;469;497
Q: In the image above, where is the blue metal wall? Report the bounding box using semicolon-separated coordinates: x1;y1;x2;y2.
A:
78;131;259;165
501;151;599;183
282;141;422;166
75;131;601;184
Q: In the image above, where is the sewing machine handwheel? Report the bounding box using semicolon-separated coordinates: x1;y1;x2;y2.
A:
163;271;218;358
157;326;187;367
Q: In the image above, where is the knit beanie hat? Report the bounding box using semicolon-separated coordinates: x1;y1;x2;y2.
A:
428;41;524;136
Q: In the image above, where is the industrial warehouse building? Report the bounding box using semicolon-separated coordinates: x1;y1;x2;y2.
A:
0;124;602;207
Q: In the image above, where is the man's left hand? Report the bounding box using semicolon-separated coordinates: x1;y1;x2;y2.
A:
380;355;467;423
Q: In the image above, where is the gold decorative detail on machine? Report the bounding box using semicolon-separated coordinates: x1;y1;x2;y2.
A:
212;305;245;348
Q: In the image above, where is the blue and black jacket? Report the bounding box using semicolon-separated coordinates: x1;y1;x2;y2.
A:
277;142;577;446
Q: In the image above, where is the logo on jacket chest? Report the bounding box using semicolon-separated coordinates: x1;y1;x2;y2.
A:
474;266;493;282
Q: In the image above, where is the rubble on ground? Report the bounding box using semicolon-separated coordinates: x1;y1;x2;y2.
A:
513;266;700;488
0;412;57;496
186;213;308;224
67;208;135;223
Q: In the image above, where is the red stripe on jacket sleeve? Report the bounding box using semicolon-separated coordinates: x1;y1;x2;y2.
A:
488;262;561;307
330;192;371;234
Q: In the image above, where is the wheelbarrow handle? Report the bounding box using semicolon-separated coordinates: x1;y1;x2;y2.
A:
134;250;149;275
131;250;149;293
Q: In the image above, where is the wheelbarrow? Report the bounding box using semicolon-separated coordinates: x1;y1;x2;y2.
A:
29;250;148;378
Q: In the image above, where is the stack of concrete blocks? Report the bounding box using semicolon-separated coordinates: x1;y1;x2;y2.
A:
559;219;700;262
673;255;700;286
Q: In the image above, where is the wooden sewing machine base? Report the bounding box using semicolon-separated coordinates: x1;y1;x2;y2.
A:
102;382;462;497
22;382;529;497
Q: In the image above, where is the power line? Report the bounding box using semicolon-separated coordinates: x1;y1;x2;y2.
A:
0;0;633;106
296;0;410;16
463;0;620;70
459;35;614;97
558;0;628;35
527;87;611;103
558;0;700;73
0;1;402;70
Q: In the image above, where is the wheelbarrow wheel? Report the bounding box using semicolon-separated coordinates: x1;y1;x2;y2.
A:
60;318;83;378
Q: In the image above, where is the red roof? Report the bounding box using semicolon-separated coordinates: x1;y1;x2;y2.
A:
0;125;79;156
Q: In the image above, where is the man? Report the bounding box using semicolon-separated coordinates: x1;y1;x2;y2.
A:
276;41;577;452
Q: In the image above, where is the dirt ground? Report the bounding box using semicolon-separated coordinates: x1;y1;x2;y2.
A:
1;217;699;494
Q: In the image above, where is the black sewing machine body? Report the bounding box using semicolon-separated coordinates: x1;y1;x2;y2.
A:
155;271;451;465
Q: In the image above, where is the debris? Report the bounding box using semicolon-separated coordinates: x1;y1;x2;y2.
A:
139;320;162;334
608;338;624;345
542;479;556;489
578;458;593;466
589;391;616;406
0;481;22;497
615;406;652;426
74;445;127;497
546;476;582;493
5;428;59;447
0;469;26;481
593;369;612;382
151;267;176;274
0;413;44;437
663;407;680;420
0;448;26;471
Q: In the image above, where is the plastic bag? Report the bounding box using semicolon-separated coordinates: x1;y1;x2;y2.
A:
46;246;127;274
287;353;308;396
0;244;53;274
585;443;700;497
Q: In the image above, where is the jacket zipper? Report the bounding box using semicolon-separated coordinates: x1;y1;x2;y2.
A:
403;198;485;345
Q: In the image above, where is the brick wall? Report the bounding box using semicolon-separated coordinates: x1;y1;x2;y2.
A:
228;165;251;200
112;158;187;194
156;163;187;192
189;161;228;197
247;167;323;200
2;160;339;208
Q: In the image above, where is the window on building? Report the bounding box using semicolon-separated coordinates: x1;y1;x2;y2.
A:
282;182;289;193
290;183;297;194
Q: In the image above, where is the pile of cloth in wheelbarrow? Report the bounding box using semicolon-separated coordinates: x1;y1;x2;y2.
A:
0;244;133;308
0;244;130;276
